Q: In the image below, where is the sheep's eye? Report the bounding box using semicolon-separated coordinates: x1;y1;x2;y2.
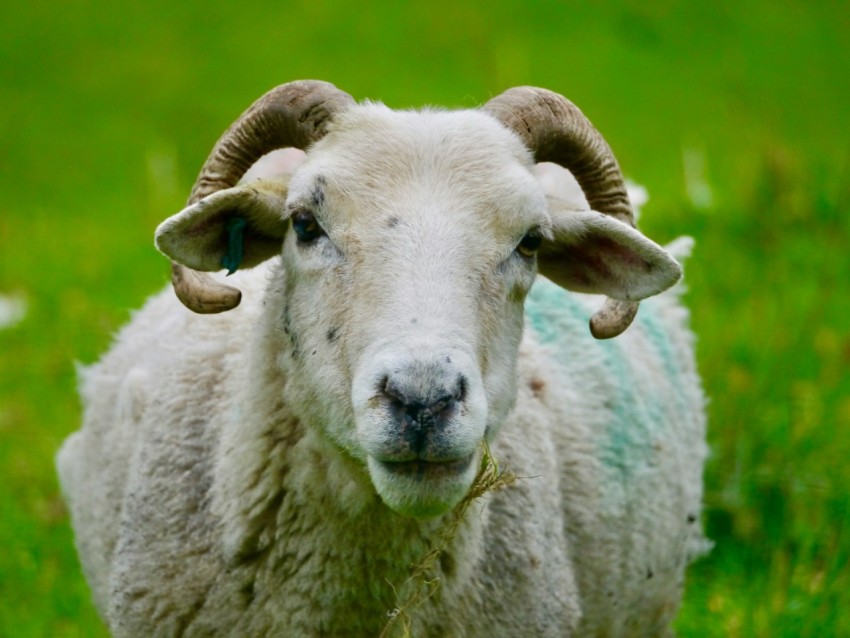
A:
292;210;325;244
516;231;543;259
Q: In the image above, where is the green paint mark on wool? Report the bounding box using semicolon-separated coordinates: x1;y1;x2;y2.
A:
635;302;691;422
636;303;678;381
524;278;588;348
221;216;247;275
524;278;678;480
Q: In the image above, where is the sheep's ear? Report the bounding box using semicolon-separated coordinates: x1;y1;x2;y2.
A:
155;177;290;274
538;199;682;301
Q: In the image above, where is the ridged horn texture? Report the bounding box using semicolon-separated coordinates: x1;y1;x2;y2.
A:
482;86;640;339
171;80;355;314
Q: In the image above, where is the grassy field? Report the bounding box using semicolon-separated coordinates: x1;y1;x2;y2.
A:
1;1;848;635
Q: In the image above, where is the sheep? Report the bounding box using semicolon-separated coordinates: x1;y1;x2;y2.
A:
56;80;707;637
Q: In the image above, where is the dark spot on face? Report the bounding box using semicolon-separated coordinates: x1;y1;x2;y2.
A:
646;568;654;580
308;175;327;207
687;513;697;524
311;184;325;208
282;303;291;335
529;376;546;398
386;216;399;229
410;318;418;325
327;327;339;343
445;355;452;364
283;306;300;358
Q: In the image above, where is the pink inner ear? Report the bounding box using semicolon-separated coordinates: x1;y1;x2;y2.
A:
539;235;652;296
591;236;653;271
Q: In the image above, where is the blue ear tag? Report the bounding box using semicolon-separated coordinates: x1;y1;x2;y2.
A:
221;216;247;275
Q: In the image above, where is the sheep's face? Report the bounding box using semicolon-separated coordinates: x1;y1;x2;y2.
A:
280;107;545;517
156;103;683;519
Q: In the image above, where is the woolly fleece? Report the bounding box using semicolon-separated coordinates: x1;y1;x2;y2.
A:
57;258;706;637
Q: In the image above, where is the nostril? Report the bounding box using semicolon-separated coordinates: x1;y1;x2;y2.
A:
382;376;407;406
381;373;466;423
454;375;467;403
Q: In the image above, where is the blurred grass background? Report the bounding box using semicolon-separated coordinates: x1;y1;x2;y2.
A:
1;1;848;635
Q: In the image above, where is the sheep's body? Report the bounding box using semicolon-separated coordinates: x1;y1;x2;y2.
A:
59;267;705;637
58;94;707;637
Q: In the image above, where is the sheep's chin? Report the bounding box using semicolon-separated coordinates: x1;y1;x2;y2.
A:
367;454;478;519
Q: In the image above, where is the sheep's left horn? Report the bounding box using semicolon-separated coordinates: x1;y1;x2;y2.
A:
170;80;355;314
482;86;639;339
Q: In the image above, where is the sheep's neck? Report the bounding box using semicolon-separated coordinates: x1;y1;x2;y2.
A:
220;408;477;634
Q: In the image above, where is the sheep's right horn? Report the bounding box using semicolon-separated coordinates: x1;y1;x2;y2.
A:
483;86;639;339
170;80;355;314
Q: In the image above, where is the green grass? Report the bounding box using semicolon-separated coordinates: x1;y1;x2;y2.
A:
1;1;848;635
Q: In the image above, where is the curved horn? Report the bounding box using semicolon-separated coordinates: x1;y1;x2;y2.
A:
482;86;639;338
171;80;355;313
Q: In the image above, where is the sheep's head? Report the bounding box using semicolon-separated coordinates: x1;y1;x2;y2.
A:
155;81;682;518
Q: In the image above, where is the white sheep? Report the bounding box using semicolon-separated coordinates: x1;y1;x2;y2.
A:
57;81;707;637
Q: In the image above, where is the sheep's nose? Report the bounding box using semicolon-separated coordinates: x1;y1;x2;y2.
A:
382;371;466;454
383;375;465;421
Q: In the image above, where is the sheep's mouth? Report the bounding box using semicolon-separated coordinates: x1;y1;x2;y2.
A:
378;454;474;480
367;452;479;517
